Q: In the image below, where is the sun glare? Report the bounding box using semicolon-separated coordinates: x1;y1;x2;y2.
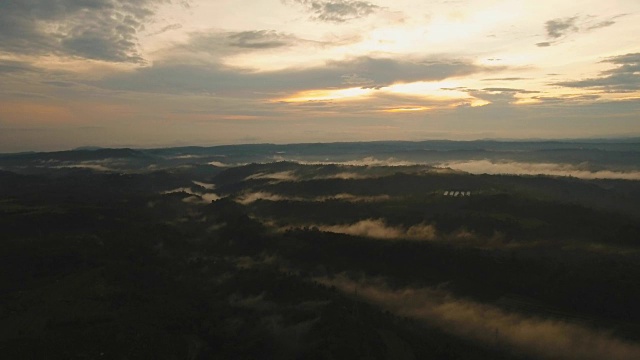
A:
387;80;476;102
383;106;432;113
276;87;375;102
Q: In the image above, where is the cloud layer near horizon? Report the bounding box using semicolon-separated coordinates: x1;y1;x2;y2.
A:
442;160;640;180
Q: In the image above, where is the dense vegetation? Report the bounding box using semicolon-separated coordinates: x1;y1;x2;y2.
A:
1;142;640;359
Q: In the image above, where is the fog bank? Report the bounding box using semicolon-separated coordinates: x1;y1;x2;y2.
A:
442;160;640;180
319;276;640;360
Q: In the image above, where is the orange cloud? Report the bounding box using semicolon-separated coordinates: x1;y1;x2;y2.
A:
382;106;432;112
276;87;375;102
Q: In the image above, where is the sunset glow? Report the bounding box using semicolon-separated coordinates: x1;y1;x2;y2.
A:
1;0;639;151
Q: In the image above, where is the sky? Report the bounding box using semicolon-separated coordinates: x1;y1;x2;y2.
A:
1;0;640;152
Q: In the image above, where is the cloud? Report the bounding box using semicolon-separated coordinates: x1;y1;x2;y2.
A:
584;13;626;31
545;16;579;39
42;81;76;87
481;77;530;81
208;161;233;167
441;160;640;180
245;171;299;182
341;73;376;87
320;276;640;360
538;14;621;47
147;23;183;36
530;94;601;104
467;88;519;105
481;88;539;94
318;219;437;241
55;163;114;172
237;192;391;205
192;180;215;190
605;53;640;67
0;0;164;63
179;29;360;59
226;30;296;49
293;157;423;166
553;53;640;92
237;191;290;204
286;0;380;23
163;186;221;204
587;20;616;30
182;30;300;57
435;87;538;107
314;172;368;179
322;193;391;202
310;220;511;247
0;60;38;74
97;55;491;96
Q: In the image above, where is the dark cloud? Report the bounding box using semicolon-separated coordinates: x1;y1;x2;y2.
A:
482;88;539;94
0;0;165;63
572;94;601;101
446;87;539;106
538;14;622;47
553;53;640;92
326;57;496;87
341;73;376;87
440;86;469;91
545;16;579;38
587;20;616;30
286;0;379;23
178;29;359;58
584;13;626;31
530;94;601;104
179;30;301;57
0;60;38;74
42;81;76;87
466;89;519;105
2;91;50;99
226;31;295;49
97;56;494;96
602;53;640;71
482;77;530;81
147;23;183;36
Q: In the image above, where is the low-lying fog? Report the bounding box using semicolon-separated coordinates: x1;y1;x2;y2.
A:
320;276;640;360
236;192;391;205
163;186;221;204
442;160;640;180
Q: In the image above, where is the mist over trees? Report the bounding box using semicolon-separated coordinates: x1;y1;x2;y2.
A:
1;140;640;359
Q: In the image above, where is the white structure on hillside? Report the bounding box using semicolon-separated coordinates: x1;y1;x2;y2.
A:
443;191;472;197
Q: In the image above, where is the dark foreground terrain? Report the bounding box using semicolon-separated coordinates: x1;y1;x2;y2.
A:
1;140;640;359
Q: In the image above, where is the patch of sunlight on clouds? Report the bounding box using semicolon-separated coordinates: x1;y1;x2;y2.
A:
382;106;432;112
277;87;374;102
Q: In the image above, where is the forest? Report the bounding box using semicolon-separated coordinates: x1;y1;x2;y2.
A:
1;140;640;359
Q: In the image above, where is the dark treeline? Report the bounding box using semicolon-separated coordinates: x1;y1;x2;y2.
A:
2;159;640;358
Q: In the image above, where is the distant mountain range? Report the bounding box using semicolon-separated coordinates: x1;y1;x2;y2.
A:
1;139;639;176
